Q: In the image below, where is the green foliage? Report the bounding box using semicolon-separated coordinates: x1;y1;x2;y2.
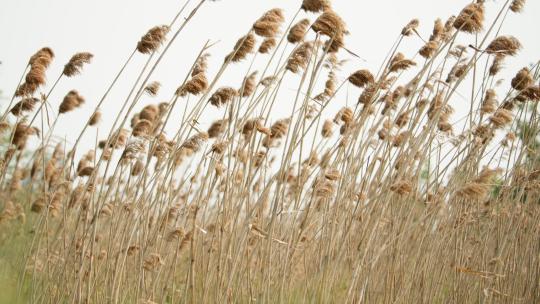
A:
0;218;33;303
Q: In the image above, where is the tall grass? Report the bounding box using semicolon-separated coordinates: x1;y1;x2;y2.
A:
1;0;539;303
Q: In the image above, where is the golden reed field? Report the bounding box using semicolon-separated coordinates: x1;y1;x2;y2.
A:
0;0;539;302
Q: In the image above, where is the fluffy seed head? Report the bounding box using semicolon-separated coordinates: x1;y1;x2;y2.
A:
258;38;277;54
395;111;410;128
401;19;419;36
511;67;533;91
321;120;334;138
242;118;263;138
314;180;335;198
301;0;331;13
358;84;377;105
454;3;484;33
225;33;256;63
12;122;39;150
211;141;228;155
10;97;39;116
78;166;94;177
88;111;102;126
207;119;228;138
14;82;38;97
120;140;145;162
419;40;439;59
253;8;284;38
481;89;497;114
392;131;410;147
324;168;341;181
0;122;10;134
270;118;290;139
515;86;540;102
144;81;161;96
286;41;313;73
486;36;521;57
137;25;169;54
489;54;504;76
260;76;276;87
15;48;55;97
458;167;500;200
132;119;153;137
139;105;160;122
63;52;93;77
337;107;354;124
430;19;444;41
26;64;47;87
348;70;374;88
130;159;144;176
209;87;238;107
192;53;210;77
389;53;416;73
311;10;348;41
59;90;85;114
489;108;513;128
176;73;208;97
29;47;54;67
510;0;526;13
181;132;209;153
390;180;413;196
239;71;257;97
288;19;311;44
108;129;129;149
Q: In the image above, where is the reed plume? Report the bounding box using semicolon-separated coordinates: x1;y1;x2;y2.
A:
225;33;256;63
253;8;285;38
59;90;85;114
209;87;238;107
137;25;169;54
301;0;331;13
485;36;521;57
63;52;93;77
288;19;311;44
510;0;526;13
454;2;484;33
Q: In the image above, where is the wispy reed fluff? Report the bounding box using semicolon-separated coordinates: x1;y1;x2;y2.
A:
510;0;526;13
9;97;39;116
401;19;419;36
239;71;257;97
288;19;311;44
511;67;533;91
176;55;209;97
59;90;85;114
311;10;348;52
485;36;521;57
286;41;313;73
301;0;331;13
88;111;102;126
348;70;374;88
389;53;416;73
137;25;169;54
225;33;256;63
63;52;94;77
453;2;484;33
457;167;500;200
252;8;284;38
15;47;54;97
209;87;238;108
258;38;277;54
144;81;161;96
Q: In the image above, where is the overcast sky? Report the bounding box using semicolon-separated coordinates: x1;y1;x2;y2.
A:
1;0;539;155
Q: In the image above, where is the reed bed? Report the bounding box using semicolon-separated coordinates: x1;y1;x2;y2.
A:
1;0;539;303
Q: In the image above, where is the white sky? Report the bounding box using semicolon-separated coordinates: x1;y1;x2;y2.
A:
1;0;539;156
